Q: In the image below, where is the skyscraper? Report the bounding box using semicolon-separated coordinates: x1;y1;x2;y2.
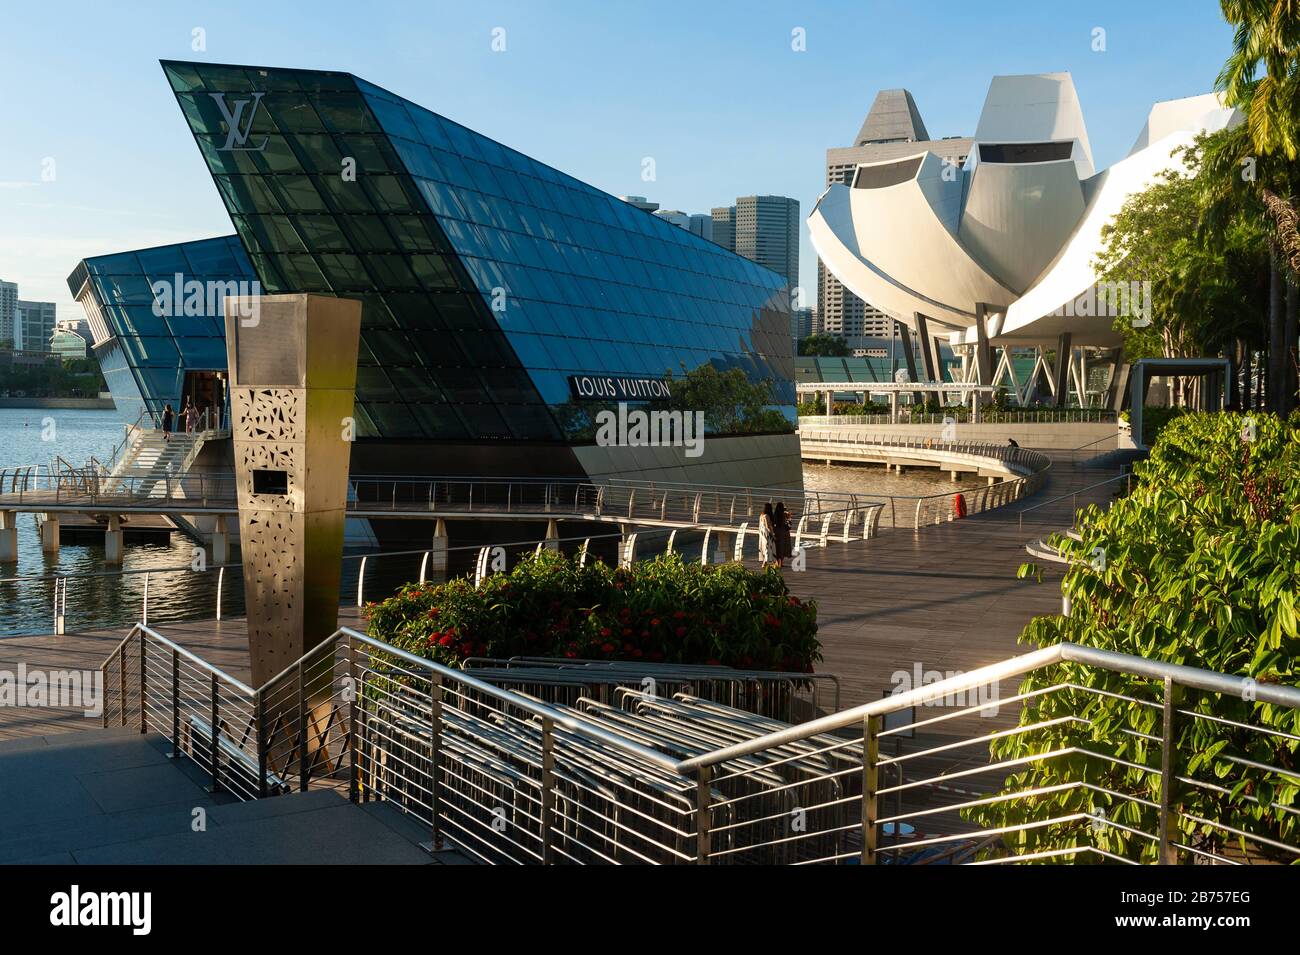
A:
712;196;799;299
818;90;972;345
0;280;17;347
16;300;57;353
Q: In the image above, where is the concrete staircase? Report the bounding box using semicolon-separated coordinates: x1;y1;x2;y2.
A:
0;728;464;864
108;429;201;496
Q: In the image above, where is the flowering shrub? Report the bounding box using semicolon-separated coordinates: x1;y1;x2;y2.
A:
365;550;821;672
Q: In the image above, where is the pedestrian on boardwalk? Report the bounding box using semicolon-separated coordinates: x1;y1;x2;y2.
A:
161;403;174;441
185;400;198;434
774;501;792;568
758;502;777;567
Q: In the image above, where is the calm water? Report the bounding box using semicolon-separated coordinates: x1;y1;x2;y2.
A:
0;408;983;636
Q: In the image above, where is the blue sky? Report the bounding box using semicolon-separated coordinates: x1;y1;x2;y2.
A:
0;0;1235;320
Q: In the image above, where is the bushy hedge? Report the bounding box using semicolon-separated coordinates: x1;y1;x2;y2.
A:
365;550;821;672
971;411;1300;861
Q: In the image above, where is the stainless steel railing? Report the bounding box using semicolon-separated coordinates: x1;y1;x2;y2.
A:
99;624;1300;864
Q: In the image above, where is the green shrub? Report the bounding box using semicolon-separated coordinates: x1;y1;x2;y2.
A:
365;550;821;672
969;412;1300;861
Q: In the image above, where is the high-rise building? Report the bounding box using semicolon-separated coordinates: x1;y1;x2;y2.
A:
792;307;814;342
0;280;17;347
618;195;659;213
710;205;735;253
818;90;972;345
712;196;799;298
655;210;714;243
15;300;57;353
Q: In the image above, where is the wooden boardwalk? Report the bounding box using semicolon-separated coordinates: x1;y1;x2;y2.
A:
0;454;1121;743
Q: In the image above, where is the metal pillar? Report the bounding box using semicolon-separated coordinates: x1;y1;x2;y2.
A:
974;303;994;391
899;320;918;383
1052;333;1073;408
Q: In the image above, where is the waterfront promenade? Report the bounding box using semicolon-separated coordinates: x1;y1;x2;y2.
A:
0;452;1117;741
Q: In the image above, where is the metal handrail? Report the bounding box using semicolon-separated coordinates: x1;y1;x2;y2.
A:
98;618;1300;864
1017;471;1132;528
102;622;255;696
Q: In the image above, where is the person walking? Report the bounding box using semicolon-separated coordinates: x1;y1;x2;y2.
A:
758;502;776;568
773;501;792;568
185;399;198;434
161;403;174;442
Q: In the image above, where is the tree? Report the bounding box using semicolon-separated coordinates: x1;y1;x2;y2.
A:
797;334;849;357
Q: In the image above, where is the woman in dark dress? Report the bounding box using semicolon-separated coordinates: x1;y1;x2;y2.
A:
774;501;793;568
161;404;174;442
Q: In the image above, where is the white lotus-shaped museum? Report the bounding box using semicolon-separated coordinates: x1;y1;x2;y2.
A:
809;73;1239;349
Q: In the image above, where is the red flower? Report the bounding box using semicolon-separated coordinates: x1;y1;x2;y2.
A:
437;633;454;647
600;627;612;638
650;618;661;627
622;627;632;636
601;642;615;653
675;626;686;637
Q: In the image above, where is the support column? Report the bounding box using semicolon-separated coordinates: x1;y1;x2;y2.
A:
104;515;124;565
544;518;559;553
430;518;448;577
1052;333;1073;408
899;321;918;383
712;530;732;565
914;313;941;404
974;303;994;391
40;514;59;556
0;511;17;563
889;392;898;423
211;514;229;566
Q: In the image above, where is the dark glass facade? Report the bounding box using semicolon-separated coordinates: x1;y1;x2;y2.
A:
159;60;794;446
67;235;254;420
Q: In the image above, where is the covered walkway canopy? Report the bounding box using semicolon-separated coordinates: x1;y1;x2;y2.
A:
796;381;998;421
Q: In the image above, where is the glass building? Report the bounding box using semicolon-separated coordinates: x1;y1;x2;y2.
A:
68;235;254;422
76;61;800;490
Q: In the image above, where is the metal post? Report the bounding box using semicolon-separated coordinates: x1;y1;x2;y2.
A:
356;556;367;608
347;632;360;804
118;643;127;727
142;572;149;626
170;649;179;757
1158;676;1182;864
209;672;221;793
297;658;308;791
216;566;224;621
862;714;880;864
256;689;268;798
426;675;443;851
139;628;148;733
541;716;555;863
695;764;712;864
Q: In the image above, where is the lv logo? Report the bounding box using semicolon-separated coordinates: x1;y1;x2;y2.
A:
208;91;269;151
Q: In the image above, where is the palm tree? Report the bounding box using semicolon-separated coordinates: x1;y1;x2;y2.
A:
1213;2;1300;410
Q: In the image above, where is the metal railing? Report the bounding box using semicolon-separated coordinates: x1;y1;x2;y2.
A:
798;409;1118;426
798;429;1052;474
1017;471;1132;529
101;626;1300;864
